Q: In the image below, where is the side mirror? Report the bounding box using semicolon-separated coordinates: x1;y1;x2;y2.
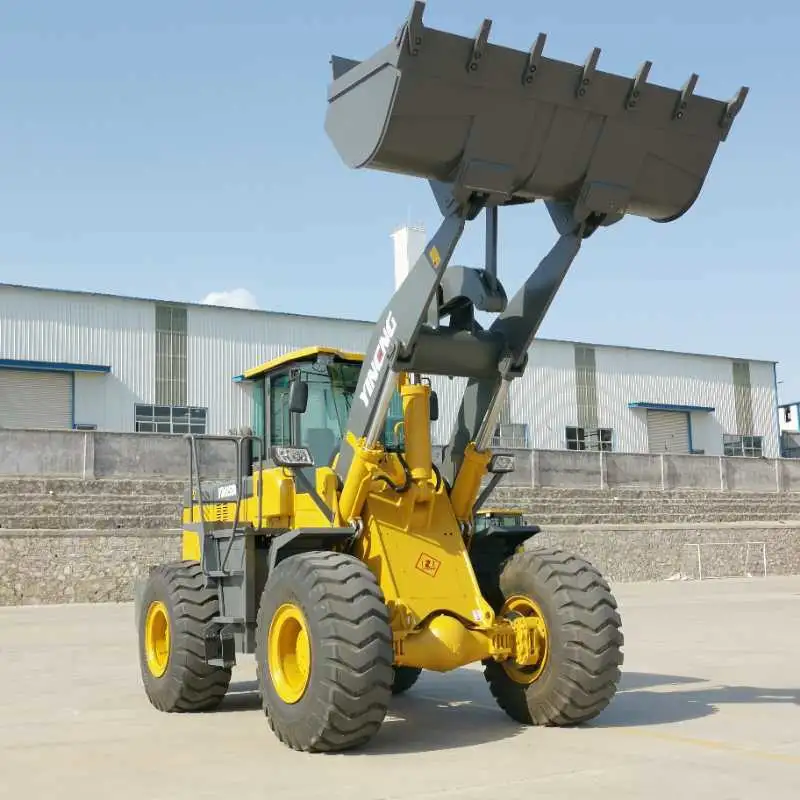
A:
289;379;308;414
429;390;439;421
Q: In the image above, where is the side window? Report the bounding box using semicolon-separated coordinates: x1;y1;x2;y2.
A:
270;375;291;447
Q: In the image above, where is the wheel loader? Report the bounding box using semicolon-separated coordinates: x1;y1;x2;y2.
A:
135;1;748;753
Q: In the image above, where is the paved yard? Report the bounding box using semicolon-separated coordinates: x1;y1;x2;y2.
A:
1;576;799;799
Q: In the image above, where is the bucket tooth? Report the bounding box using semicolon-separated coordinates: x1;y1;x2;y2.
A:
625;60;652;110
466;18;492;73
396;0;425;56
324;1;749;223
521;33;547;86
674;73;699;120
720;86;749;140
576;47;601;98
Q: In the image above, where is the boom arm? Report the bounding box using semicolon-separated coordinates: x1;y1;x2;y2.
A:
441;201;597;484
333;202;474;484
332;179;604;499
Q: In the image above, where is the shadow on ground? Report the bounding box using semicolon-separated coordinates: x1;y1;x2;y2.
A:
595;671;800;728
216;668;800;751
218;672;526;754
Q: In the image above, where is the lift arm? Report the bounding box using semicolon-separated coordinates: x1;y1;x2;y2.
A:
332;206;472;482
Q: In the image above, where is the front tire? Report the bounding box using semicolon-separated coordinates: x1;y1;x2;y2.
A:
137;560;232;712
484;547;624;726
256;551;394;752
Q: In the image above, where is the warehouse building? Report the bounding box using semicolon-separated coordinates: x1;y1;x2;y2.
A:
0;220;782;460
0;277;780;459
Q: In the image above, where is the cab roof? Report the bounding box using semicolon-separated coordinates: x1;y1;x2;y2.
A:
476;507;525;516
233;346;364;382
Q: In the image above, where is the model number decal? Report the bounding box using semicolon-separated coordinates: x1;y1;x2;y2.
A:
359;310;398;408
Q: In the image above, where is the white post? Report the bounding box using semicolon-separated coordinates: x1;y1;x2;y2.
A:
82;432;88;480
660;453;666;491
599;450;606;489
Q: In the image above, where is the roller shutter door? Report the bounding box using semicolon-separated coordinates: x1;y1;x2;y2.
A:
646;410;689;453
0;369;72;429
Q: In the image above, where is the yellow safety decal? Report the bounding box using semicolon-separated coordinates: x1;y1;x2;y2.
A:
415;553;441;578
428;245;441;267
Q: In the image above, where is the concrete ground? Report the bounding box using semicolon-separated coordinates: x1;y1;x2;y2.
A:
1;577;799;800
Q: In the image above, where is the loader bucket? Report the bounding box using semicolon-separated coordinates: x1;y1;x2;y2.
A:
324;1;747;222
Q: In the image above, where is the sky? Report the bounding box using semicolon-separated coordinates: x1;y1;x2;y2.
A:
1;1;798;399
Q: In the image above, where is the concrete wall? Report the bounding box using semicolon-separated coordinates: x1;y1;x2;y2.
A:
0;429;236;480
1;429;796;492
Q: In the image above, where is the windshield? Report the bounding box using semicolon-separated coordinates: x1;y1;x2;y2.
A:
326;361;405;449
291;360;405;468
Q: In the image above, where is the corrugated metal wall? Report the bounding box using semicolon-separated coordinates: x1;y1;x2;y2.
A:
186;304;372;434
507;340;578;450
0;285;155;430
0;285;780;457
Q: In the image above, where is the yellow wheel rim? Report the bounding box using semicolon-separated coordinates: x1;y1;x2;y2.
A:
144;600;171;678
268;603;312;704
501;594;549;685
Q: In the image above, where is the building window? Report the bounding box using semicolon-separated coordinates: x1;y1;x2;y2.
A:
491;423;529;449
135;404;207;434
155;304;188;407
723;434;763;458
566;426;613;451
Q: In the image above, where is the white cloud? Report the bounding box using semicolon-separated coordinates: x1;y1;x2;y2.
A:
200;288;260;310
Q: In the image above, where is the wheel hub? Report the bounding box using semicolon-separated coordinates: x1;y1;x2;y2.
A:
500;594;549;684
144;600;171;678
268;603;312;704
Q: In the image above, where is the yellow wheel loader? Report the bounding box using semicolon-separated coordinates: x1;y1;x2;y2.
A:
135;2;747;752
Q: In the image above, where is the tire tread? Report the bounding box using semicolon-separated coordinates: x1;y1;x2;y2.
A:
256;551;393;753
139;560;232;713
484;546;624;727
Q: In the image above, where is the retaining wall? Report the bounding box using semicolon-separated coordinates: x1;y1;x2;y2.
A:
2;521;796;605
3;428;800;493
2;429;800;606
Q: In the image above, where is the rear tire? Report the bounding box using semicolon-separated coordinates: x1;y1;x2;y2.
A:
256;551;393;752
138;560;232;712
391;666;422;695
484;547;623;726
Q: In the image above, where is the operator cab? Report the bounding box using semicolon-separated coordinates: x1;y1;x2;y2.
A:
237;346;435;471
